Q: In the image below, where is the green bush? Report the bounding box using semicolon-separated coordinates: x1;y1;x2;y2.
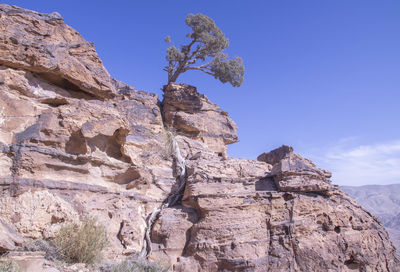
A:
164;13;244;87
106;257;167;272
53;218;108;264
0;261;22;272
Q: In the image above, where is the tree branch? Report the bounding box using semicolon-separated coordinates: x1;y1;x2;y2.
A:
184;66;214;76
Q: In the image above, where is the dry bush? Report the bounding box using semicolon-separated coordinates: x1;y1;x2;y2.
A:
160;126;176;160
0;261;22;272
54;218;108;264
24;239;59;261
105;256;167;272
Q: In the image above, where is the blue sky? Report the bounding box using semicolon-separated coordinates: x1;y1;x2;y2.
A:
7;1;400;186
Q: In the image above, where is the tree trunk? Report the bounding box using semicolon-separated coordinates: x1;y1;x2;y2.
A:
168;68;182;84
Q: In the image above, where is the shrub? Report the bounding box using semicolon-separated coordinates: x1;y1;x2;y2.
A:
53;218;108;264
161;127;176;160
24;239;59;261
105;257;167;272
0;261;22;272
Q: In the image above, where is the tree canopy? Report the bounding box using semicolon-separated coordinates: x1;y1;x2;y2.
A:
164;13;244;87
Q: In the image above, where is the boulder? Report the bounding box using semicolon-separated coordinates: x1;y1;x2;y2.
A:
257;144;293;165
258;145;333;193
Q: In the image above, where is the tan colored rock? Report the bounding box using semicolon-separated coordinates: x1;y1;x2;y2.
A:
257;144;293;165
0;14;174;260
0;65;171;197
0;184;155;260
0;4;398;271
162;83;238;157
148;151;400;271
259;145;333;192
0;251;45;272
0;220;23;253
0;190;80;239
43;268;60;272
150;206;197;266
0;4;115;99
0;74;169;259
0;66;72;100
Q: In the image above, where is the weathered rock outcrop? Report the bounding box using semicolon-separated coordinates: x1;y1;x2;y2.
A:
258;145;333;193
0;4;173;262
0;4;116;99
0;4;399;272
162;83;238;157
150;151;399;271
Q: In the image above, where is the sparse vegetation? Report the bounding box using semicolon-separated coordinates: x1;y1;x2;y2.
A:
53;218;108;264
165;127;176;157
104;257;167;272
0;261;22;272
160;126;177;160
24;239;59;261
164;13;244;87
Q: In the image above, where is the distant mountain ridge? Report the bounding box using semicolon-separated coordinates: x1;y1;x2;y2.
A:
342;184;400;254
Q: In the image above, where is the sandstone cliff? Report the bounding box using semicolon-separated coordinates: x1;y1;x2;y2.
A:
0;4;399;272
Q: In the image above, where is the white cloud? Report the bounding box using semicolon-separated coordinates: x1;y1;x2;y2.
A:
307;139;400;186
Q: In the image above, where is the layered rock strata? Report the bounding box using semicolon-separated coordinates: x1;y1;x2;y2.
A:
258;145;333;193
0;4;115;99
0;4;398;272
162;83;238;157
151;149;399;271
0;4;173;260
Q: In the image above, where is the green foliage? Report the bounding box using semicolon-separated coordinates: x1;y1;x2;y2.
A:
0;261;22;272
164;13;244;87
106;257;167;272
53;218;108;264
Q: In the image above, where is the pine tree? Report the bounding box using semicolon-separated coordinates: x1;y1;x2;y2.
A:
164;13;244;87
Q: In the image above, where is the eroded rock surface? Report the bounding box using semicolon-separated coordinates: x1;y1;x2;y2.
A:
0;4;115;99
162;83;238;157
258;145;333;193
0;4;173;264
0;4;399;272
151;151;399;271
0;220;23;253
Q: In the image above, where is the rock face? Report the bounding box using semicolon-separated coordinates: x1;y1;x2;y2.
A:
0;4;116;99
0;220;23;253
258;145;333;193
0;4;399;272
342;184;400;256
162;83;238;157
0;4;172;262
151;151;399;271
